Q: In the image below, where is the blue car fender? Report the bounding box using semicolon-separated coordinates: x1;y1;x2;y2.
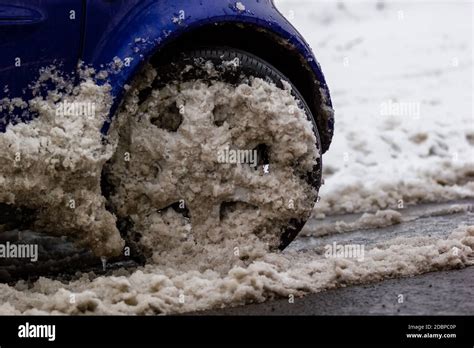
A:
83;0;334;152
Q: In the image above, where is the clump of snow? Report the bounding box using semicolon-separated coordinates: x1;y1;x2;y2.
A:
0;68;124;257
235;2;246;12
301;209;403;237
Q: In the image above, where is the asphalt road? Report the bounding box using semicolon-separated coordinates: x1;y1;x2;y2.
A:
196;200;474;315
197;266;474;315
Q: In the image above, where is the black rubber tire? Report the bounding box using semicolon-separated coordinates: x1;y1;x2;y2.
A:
146;47;323;250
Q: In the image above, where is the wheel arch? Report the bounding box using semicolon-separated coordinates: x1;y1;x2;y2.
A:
89;2;334;152
148;23;334;153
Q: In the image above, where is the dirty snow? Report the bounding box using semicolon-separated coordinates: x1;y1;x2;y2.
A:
0;224;472;314
0;67;124;258
0;0;473;315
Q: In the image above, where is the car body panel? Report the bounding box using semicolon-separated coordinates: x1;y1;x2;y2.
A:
0;0;83;130
83;0;333;147
0;0;333;149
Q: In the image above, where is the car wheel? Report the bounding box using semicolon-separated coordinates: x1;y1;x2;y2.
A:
103;47;322;261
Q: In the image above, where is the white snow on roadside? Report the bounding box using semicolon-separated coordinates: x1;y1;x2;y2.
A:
301;209;403;237
275;0;474;215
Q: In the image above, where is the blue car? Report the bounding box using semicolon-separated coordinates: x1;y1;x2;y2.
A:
0;0;333;276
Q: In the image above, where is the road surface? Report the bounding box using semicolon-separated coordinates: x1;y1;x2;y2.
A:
196;200;474;315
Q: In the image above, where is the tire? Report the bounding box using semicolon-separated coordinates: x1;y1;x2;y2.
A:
104;47;322;260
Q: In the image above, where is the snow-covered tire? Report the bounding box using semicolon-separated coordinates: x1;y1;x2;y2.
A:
103;47;322;260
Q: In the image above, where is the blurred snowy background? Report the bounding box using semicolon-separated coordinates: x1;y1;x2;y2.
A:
275;0;473;215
